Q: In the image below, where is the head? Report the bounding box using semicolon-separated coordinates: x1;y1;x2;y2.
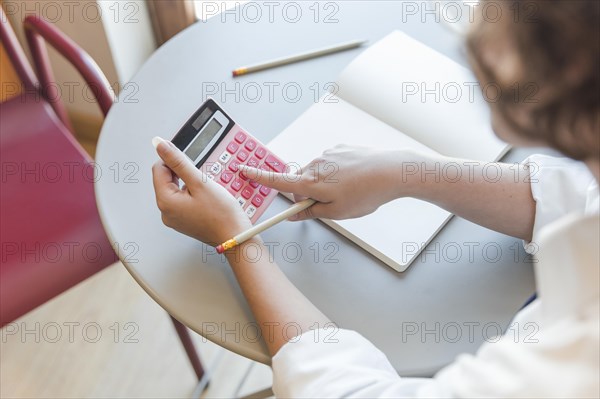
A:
466;0;599;163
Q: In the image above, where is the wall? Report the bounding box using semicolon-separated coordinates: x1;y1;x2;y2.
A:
98;0;156;86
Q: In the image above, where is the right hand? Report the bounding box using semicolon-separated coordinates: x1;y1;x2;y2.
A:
239;144;421;221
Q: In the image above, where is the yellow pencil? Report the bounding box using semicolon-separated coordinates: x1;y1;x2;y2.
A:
216;198;316;253
232;39;367;77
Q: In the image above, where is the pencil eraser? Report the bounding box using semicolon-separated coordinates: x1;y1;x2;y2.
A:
215;244;224;254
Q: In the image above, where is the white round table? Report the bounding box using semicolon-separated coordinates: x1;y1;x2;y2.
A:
95;1;536;377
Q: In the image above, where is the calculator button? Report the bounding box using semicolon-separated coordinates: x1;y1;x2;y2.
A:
234;131;247;143
258;164;270;172
209;163;222;175
265;155;285;172
241;187;253;199
246;205;257;218
220;171;234;184
239;170;249;180
247;157;259;169
255;147;267;159
229;160;241;172
251;195;264;208
206;174;215;181
231;178;243;192
237;198;246;208
249;180;259;188
259;186;271;196
219;152;231;164
226;142;239;154
237;150;249;162
244;140;257;152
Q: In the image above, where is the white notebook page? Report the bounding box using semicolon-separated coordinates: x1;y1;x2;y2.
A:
336;31;508;161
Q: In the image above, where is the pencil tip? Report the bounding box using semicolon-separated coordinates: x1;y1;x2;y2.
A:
216;244;224;254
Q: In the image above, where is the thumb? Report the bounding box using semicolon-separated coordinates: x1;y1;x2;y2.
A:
153;136;199;187
238;165;308;196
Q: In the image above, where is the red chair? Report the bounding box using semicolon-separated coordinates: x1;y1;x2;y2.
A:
0;10;207;388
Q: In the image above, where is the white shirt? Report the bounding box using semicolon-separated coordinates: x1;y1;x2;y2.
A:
272;154;600;398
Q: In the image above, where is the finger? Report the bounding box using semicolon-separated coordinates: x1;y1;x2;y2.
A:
293;193;308;202
153;136;200;189
152;161;181;197
288;201;329;221
238;165;308;195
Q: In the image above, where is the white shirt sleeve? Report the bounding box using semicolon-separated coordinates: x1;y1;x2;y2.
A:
272;300;599;398
523;154;596;253
271;328;450;398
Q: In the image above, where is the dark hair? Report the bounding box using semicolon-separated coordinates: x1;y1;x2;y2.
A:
466;0;599;160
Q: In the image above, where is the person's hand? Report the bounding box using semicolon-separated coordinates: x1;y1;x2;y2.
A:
151;137;252;244
239;144;421;221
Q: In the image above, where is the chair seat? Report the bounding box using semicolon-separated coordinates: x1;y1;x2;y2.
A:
1;94;117;326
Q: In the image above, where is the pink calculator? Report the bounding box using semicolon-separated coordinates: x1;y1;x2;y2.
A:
171;98;286;223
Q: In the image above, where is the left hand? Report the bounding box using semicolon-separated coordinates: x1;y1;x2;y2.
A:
151;137;252;245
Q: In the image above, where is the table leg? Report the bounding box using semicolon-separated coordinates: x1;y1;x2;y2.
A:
170;315;206;381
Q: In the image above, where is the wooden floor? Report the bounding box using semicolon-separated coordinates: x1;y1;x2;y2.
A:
0;262;273;398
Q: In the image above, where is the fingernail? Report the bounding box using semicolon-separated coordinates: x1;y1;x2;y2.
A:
152;136;165;149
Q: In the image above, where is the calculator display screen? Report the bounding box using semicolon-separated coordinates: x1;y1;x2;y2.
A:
185;119;223;160
192;108;213;131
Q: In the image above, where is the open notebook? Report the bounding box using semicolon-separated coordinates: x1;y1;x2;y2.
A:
268;31;509;271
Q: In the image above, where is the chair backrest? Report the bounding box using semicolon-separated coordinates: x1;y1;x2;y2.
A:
0;7;116;129
23;14;116;120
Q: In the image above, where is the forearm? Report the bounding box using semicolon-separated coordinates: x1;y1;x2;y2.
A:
398;152;536;241
225;238;330;356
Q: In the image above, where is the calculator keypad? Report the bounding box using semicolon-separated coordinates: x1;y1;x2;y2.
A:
255;147;267;159
202;127;285;223
210;163;222;175
237;150;249;162
226;142;239;154
265;154;285;172
219;152;231;163
231;179;243;192
234;132;247;143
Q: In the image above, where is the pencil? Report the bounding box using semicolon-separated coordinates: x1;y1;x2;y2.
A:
216;198;317;253
232;39;367;77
